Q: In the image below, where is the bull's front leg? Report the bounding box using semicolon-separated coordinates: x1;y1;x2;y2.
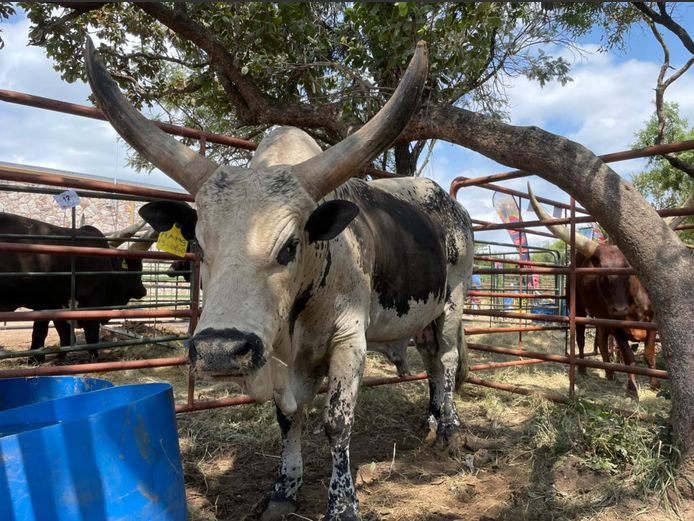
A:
261;403;306;521
323;334;366;521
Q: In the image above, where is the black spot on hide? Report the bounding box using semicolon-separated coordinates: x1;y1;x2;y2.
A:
319;248;332;288
289;283;313;336
335;179;448;317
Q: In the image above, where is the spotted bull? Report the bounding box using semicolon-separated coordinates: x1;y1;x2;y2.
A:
527;185;656;399
86;39;473;521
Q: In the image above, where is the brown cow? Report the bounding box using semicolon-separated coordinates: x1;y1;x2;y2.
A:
527;185;656;399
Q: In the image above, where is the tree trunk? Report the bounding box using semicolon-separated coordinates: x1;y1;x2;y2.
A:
405;104;694;491
394;142;417;176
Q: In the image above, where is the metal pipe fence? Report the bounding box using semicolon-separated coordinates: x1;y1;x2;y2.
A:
1;88;693;417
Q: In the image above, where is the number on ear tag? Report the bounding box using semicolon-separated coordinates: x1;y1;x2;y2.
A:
157;223;188;258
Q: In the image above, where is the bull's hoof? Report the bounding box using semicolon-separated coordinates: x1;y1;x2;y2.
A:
259;497;298;521
434;423;465;454
322;504;360;521
421;414;438;445
626;383;639;401
28;355;45;365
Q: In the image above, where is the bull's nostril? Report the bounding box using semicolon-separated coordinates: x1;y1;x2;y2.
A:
234;342;252;358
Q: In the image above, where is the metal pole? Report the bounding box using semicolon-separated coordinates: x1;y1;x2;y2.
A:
568;197;577;399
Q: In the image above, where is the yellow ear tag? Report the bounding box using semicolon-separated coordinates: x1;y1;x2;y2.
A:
157;223;188;258
121;259;128;270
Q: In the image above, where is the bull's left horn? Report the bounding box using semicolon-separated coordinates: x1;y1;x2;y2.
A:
527;183;599;258
108;220;146;248
292;41;429;201
84;37;218;196
126;228;160;252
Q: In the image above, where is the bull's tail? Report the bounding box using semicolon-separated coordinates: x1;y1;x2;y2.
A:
455;320;468;395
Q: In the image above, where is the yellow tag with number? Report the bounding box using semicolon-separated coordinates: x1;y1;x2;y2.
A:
121;259;128;270
157;223;188;258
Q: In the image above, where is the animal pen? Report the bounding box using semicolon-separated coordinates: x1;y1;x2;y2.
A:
0;88;693;414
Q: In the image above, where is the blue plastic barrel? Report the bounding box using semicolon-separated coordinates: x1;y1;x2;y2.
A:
0;382;186;521
0;376;113;412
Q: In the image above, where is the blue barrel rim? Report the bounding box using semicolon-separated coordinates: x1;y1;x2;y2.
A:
0;382;174;439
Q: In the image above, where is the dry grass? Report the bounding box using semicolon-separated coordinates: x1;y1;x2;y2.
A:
0;318;690;521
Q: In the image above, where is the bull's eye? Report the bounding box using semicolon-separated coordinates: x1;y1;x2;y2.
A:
277;237;299;266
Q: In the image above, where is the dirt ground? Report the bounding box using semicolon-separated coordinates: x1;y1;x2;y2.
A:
0;319;690;521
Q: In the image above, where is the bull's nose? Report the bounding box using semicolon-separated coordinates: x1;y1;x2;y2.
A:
189;327;266;376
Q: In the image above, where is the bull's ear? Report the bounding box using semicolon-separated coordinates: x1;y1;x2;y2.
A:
139;201;197;240
305;200;359;243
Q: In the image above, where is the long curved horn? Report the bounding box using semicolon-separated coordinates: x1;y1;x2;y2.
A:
108;220;146;248
293;41;429;201
84;38;218;195
527;183;599;257
126;228;160;252
665;189;694;230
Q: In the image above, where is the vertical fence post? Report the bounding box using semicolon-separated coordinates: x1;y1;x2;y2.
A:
568;197;577;399
186;242;201;407
70;206;77;347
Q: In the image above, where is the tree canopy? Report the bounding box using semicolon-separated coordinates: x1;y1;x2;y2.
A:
5;2;641;173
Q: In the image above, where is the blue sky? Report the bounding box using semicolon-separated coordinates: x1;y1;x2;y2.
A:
1;5;693;247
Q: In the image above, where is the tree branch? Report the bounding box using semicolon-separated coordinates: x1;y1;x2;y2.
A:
29;2;104;45
631;1;694;55
134;2;347;141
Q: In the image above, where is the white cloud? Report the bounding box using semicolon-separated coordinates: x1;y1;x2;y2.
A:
0;17;182;191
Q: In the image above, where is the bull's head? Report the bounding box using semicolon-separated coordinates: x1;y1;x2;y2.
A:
527;184;645;317
85;39;428;398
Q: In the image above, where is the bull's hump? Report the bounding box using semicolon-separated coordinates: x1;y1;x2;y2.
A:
341;180;449;317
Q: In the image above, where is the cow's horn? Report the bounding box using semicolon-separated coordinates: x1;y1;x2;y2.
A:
108;220;146;247
665;189;694;230
126;228;159;252
84;38;218;196
292;41;429;201
527;184;599;257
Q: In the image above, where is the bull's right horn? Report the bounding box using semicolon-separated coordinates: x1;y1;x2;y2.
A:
84;38;218;196
527;183;599;257
292;41;429;201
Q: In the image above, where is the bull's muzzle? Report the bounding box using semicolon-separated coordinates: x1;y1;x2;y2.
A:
189;327;267;377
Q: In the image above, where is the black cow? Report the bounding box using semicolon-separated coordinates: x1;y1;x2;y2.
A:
139;200;197;282
0;212;149;361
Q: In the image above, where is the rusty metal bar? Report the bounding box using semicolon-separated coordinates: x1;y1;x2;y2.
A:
0;356;188;379
0;241;194;261
468;291;563;299
466;375;568;403
464;325;568;334
473;207;692;233
0;308;192;322
450;176;586;211
475;267;635;275
0;89;257;151
468;343;668;379
0;163;193;202
464;308;657;330
450;139;694;193
474;255;559;267
470;358;546;371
